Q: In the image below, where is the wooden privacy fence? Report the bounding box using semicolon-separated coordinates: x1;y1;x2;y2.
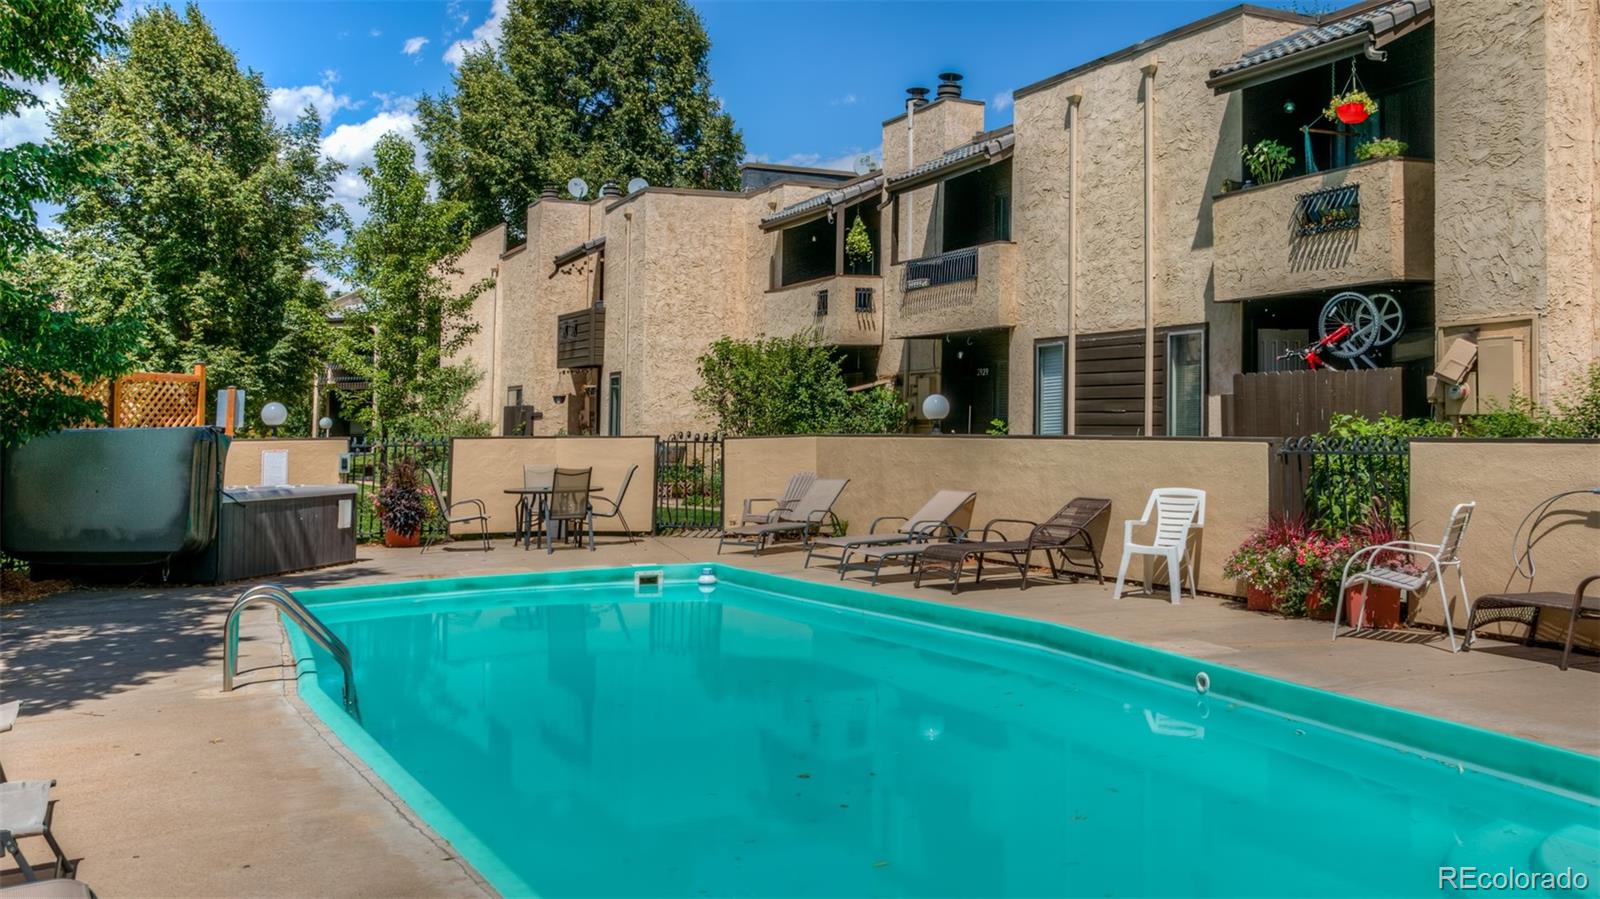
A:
108;364;208;428
1224;367;1401;437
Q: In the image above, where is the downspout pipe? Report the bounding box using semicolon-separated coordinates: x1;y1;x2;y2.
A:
1066;93;1082;435
1140;61;1158;438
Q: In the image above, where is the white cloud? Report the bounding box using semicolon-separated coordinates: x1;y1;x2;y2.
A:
321;105;421;225
829;93;857;107
402;35;430;55
268;72;355;127
774;145;883;174
444;0;507;65
991;90;1014;112
1;77;62;149
370;28;383;38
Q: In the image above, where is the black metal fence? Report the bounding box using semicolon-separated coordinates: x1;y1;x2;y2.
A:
904;246;978;290
1275;436;1410;533
344;435;453;542
655;433;723;534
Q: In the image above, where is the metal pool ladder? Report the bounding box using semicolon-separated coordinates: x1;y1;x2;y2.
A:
223;584;360;718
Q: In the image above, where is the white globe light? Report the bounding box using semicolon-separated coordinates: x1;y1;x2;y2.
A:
318;417;334;431
260;401;288;428
921;393;951;421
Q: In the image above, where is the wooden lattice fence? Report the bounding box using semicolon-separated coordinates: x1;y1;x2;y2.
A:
107;364;208;428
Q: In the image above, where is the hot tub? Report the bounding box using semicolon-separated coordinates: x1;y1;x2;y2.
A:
177;484;358;583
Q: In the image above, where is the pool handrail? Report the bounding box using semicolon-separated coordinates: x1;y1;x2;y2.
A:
223;583;360;718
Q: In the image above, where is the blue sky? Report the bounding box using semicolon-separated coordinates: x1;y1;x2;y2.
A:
7;0;1295;220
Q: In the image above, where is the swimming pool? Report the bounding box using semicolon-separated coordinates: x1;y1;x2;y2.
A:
286;564;1600;897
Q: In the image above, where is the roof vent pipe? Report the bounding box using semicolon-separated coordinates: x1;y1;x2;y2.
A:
598;181;621;198
936;72;963;100
540;185;559;200
906;86;929;109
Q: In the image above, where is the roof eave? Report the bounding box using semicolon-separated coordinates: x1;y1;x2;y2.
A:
1206;31;1374;93
885;145;1014;197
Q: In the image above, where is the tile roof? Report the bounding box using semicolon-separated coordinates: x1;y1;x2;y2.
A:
552;236;605;269
760;174;885;229
885;128;1015;192
1209;0;1432;84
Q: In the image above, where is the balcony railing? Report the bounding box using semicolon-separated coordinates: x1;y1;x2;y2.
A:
815;289;829;316
1294;184;1361;236
904;247;978;291
854;287;875;313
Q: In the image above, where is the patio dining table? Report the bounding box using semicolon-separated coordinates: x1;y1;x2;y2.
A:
504;485;602;550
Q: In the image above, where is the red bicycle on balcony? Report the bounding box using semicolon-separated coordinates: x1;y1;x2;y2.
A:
1277;290;1404;370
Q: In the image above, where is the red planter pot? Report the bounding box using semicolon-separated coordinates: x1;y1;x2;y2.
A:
1345;584;1403;629
383;526;421;548
1336;102;1370;125
1305;590;1334;621
1246;586;1281;612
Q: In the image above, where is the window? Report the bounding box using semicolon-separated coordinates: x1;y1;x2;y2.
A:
1035;342;1065;435
607;373;622;435
506;385;523;408
1165;331;1205;436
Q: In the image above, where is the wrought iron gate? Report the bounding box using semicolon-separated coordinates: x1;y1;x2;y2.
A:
1275;436;1410;533
344;436;453;542
655;433;723;534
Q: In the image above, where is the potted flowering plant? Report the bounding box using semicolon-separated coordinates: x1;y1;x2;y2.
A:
375;458;428;548
1224;517;1304;611
1324;89;1378;125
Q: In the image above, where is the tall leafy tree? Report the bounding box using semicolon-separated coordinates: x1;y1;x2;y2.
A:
46;4;341;428
332;134;490;437
0;0;136;445
417;0;745;233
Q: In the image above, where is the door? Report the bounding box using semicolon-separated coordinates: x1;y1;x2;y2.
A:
1257;328;1310;373
901;338;942;432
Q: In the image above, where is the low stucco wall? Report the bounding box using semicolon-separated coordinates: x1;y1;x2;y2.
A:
448;437;656;536
725;435;1273;595
225;439;345;487
1409;440;1600;649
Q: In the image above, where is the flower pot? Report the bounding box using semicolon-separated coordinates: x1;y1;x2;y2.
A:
1305;590;1334;621
383;526;421;548
1246;586;1281;612
1336;102;1370;125
1345;583;1403;629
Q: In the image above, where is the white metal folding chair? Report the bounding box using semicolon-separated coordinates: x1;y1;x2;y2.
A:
1333;501;1475;650
1113;488;1206;605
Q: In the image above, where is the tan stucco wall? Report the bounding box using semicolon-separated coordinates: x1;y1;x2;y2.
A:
449;223;509;426
885;241;1019;341
1434;0;1600;402
447;436;656;535
1409;440;1600;650
1007;12;1307;435
1212;158;1435;302
724;435;1272;594
224;439;346;486
761;274;884;346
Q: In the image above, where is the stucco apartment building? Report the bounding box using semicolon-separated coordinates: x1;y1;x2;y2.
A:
444;0;1598;438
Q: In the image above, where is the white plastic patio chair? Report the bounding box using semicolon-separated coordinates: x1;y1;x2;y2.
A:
1113;488;1206;604
1333;501;1475;650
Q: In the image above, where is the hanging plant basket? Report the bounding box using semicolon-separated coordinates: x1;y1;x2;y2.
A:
1324;90;1378;125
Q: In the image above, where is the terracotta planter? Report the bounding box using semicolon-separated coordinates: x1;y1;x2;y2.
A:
1345;584;1403;629
1336;102;1370;124
383;526;421;548
1305;590;1334;621
1246;586;1281;612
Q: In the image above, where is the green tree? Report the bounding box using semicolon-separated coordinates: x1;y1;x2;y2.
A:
417;0;745;234
0;0;136;446
693;334;907;436
45;4;341;430
332;134;491;437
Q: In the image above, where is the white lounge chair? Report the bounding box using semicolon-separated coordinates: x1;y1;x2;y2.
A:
1113;488;1206;604
1334;501;1474;650
804;489;975;572
0;781;73;879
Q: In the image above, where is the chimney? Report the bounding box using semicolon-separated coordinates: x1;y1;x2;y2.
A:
540;185;559;200
598;180;622;198
906;86;929;109
936;72;963;100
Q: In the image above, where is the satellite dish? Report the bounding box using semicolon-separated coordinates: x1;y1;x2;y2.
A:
626;177;649;194
566;177;589;200
851;154;877;176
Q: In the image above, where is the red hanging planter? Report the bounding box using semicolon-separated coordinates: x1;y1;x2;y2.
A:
1336;102;1370;125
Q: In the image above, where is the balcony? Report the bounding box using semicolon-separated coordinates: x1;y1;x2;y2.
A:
1212;158;1434;302
556;306;605;369
889;241;1018;338
762;274;883;347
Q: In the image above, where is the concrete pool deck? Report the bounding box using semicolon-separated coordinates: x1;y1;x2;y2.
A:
3;536;1597;896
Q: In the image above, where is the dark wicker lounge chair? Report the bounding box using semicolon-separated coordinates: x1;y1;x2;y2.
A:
914;497;1112;594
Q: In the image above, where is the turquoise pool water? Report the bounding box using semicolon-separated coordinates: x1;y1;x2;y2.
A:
288;565;1600;898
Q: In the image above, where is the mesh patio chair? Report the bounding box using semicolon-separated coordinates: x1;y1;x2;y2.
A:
521;466;556;547
420;466;491;553
1113;489;1205;604
739;472;817;526
590;464;639;543
1333;501;1474;650
718;479;848;556
0;781;73;879
805;489;975;571
915;497;1111;594
1461;488;1600;669
543;468;595;554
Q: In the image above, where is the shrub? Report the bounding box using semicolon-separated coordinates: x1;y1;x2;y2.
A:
1355;137;1408;161
693;334;907;435
375;459;428;537
1241;139;1295;184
